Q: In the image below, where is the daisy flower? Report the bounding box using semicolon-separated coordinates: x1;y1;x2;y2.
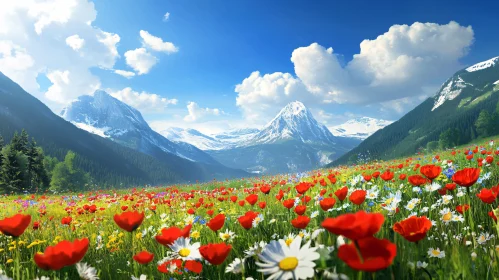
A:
76;263;99;280
252;214;264;228
428;248;445;258
168;237;201;261
219;229;236;242
366;187;379;199
439;208;454;224
477;232;494;245
417;261;428;268
256;236;319;280
244;241;267;258
225;258;244;274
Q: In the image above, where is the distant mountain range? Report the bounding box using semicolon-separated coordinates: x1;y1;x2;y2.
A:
332;56;499;166
330;117;393;140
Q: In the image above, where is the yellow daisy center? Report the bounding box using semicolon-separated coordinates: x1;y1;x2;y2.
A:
442;212;452;221
285;238;293;246
222;233;230;240
179;248;191;257
431;250;440;256
279;257;299;271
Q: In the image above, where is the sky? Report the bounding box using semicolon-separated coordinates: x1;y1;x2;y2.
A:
0;0;498;134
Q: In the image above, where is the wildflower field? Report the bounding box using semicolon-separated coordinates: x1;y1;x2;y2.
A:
1;139;499;280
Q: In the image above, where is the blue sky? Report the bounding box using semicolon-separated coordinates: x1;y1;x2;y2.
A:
1;0;498;134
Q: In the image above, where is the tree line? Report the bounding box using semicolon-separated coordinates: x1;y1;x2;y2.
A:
0;130;92;194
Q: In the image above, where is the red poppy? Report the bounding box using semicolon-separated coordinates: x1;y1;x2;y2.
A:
121;205;128;211
158;259;182;274
258;201;267;209
363;174;372;182
133;251;154;264
187;208;195;215
113;211;144;232
34;238;89;270
452;168;480;187
372;171;380;178
294;205;307;215
349;190;366;205
380;170;394;181
184;260;203;274
445;183;457;191
237;211;259;230
206;214;225;232
420;164;442;180
238;200;245;207
156;224;192;246
455;204;470;214
408;175;428;186
322;211;384;240
245;194;258;206
338;237;396;272
291;215;310;229
319;197;336;211
230;196;238;202
334;186;348;201
199;243;232;265
282;199;295;210
0;214;31;237
488;211;498;222
399;174;406;180
260;185;271;194
296;182;313;194
476;188;497;204
393;216;432;243
33;221;41;230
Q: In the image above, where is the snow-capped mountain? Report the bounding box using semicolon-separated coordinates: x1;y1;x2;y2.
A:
330;117;393;140
249;101;338;145
432;56;499;111
61;91;218;164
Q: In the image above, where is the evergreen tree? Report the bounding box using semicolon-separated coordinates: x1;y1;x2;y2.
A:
439;128;460;149
0;134;4;187
475;110;493;137
1;146;24;193
50;151;91;191
19;129;29;154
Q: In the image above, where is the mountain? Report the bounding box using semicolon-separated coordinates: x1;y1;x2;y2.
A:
206;101;360;174
61;91;248;178
330;117;393;140
0;72;246;186
331;56;499;166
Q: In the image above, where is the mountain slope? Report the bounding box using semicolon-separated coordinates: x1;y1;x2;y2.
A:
0;72;246;186
61;91;217;164
160;127;227;151
330;117;393;140
331;56;499;166
206;101;360;174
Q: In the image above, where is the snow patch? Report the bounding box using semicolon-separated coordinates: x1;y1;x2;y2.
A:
330;117;393;140
72;122;110;138
432;75;472;111
465;57;499;72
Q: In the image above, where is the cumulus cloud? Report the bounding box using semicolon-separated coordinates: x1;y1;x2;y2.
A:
140;30;178;53
114;69;135;78
124;48;158;75
236;21;474;123
0;0;120;110
65;34;84;51
163;12;170;22
184;102;224;122
108;87;178;113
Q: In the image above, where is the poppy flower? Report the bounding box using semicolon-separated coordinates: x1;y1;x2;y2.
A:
393;216;432;243
294;205;307;215
420;165;442;180
319;197;336;211
0;214;31;237
488;211;498;222
158;259;182;274
363;174;372;182
282;199;295;210
349;190;366;205
399;174;406;180
33;221;41;230
455;204;470;214
113;211;144;232
380;170;394;181
237;211;259;230
206;214;225;232
230;196;238;202
338;237;396;272
260;185;271;194
156;224;192;246
291;215;310;229
245;194;258;206
445;183;457;191
322;211;384;240
184;260;203;274
335;186;348;201
452;168;480;187
199;243;232;265
408;175;428;186
258;201;267;209
133;251;154;264
295;182;312;194
34;238;89;270
476;188;497;204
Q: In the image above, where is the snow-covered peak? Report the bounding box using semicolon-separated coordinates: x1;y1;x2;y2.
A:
330;117;393;140
494;80;499;85
431;75;473;111
465;57;499;72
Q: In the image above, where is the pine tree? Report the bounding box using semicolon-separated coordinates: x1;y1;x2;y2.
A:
475;110;493;137
19;129;29;154
1;146;23;193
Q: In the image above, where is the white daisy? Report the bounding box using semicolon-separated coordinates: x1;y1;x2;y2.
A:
219;229;236;242
425;182;441;192
131;275;147;280
168;237;201;261
76;263;99;280
244;241;268;258
416;261;428;268
477;232;494;245
310;211;319;218
256;236;320;280
225;258;244;274
366;187;379;199
427;248;445;258
252;214;264;228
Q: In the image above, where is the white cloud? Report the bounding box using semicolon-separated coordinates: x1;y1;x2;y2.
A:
114;69;135;78
65;34;84;51
140;30;178;53
184;101;224;122
0;0;121;110
236;21;474;123
109;87;178;113
163;12;170;21
124;48;158;75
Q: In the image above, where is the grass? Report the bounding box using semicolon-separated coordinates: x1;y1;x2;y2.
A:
0;137;498;279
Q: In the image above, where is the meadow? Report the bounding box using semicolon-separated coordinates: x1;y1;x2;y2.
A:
0;138;499;280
